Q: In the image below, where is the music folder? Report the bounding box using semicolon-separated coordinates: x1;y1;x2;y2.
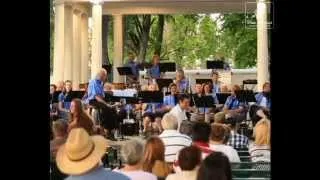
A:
196;79;212;85
235;90;256;103
138;91;163;103
159;62;176;72
117;67;134;76
156;79;173;91
206;60;225;69
216;93;231;104
192;95;216;108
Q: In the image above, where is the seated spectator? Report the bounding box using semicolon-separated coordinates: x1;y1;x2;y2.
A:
56;128;129;180
50;120;68;162
191;122;214;159
142;136;171;178
68;99;94;135
249;118;271;162
196;152;232;180
225;117;249;150
209;123;240;162
179;120;193;137
166;146;201;180
159;113;192;163
115;139;157;180
214;112;226;124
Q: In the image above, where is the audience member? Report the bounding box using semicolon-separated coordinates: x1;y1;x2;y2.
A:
196;152;232;180
214;112;226;124
159;113;192;163
225;117;249;150
50;120;68;162
191;122;214;159
142;136;171;178
249;118;271;162
209;123;240;162
68;99;94;135
56;128;129;180
166;146;201;180
115;139;157;180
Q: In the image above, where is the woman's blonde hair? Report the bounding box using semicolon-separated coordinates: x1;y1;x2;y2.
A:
253;118;271;146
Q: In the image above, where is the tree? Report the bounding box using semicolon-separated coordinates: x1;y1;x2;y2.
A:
218;13;257;68
102;15;110;65
154;15;164;55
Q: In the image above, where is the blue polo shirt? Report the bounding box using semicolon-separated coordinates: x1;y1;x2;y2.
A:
66;166;130;180
85;79;105;104
163;95;176;107
125;60;139;78
212;82;221;93
224;95;243;110
58;92;72;110
255;92;271;109
149;64;160;78
177;79;189;93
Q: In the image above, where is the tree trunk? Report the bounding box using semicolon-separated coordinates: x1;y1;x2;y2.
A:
102;15;110;65
138;15;151;62
154;15;164;56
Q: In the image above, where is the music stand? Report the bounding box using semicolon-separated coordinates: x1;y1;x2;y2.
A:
235;90;256;104
196;79;212;85
216;93;231;104
117;67;134;85
138;91;163;103
156;79;173;92
159;62;176;73
243;79;257;90
193;95;216;112
206;60;225;70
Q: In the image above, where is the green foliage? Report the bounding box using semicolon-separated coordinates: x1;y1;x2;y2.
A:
218;13;257;68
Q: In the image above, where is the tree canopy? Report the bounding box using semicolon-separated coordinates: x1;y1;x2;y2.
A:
50;11;259;73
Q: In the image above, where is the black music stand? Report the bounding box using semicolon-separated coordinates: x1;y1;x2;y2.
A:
243;79;257;90
235;90;256;104
216;93;231;104
156;79;173;92
138;91;163;103
117;67;134;84
196;79;212;85
206;60;225;70
193;96;216;112
159;62;176;73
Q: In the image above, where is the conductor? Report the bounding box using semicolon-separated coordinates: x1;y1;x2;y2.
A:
85;68;118;140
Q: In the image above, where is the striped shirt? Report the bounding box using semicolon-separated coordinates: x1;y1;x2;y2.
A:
159;130;192;163
249;144;270;162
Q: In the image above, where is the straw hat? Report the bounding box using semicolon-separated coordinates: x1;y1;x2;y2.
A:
56;128;107;175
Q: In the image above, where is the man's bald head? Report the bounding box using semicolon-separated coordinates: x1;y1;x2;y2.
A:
96;68;108;82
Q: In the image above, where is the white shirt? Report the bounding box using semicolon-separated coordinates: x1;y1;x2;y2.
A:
169;105;187;131
113;169;157;180
209;144;241;162
159;130;192;163
166;168;198;180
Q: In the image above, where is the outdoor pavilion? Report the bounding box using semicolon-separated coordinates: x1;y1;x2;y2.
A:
52;0;269;91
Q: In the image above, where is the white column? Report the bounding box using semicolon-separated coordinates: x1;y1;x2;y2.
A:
256;0;269;91
90;1;103;79
64;5;73;81
81;13;89;83
52;3;65;84
113;14;124;83
72;11;81;90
